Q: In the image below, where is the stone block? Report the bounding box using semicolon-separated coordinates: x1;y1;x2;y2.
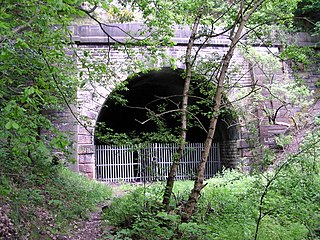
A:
78;153;94;164
241;149;254;157
79;163;94;174
78;126;94;135
78;134;93;144
78;144;95;154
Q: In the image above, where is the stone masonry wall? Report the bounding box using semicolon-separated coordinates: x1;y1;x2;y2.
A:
61;24;320;178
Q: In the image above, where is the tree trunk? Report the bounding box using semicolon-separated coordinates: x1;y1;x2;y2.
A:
162;5;205;210
181;0;266;221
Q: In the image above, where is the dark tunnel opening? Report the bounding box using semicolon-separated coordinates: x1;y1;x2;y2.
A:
94;68;239;181
96;68;192;142
95;68;238;144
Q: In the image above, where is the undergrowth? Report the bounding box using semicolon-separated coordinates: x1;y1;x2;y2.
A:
0;164;112;239
103;161;320;239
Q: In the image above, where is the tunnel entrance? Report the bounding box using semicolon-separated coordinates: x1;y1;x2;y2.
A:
94;68;239;182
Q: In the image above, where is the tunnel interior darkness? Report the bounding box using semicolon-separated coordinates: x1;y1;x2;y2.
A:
95;68;239;145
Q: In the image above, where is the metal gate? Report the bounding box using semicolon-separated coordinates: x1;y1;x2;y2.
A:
95;143;220;182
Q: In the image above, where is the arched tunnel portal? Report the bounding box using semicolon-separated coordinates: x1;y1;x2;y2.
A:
94;68;239;181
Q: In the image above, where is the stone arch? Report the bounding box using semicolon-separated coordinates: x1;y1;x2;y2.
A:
68;25;320;179
93;67;240;181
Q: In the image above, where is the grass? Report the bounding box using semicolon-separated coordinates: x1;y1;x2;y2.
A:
46;167;112;221
1;165;112;238
103;168;320;240
2;148;318;239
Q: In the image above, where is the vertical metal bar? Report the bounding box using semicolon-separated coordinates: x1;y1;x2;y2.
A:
128;145;132;181
109;145;112;182
138;146;141;182
128;145;131;182
107;145;110;182
106;145;109;181
105;145;108;182
123;145;126;181
154;143;157;181
108;145;111;181
103;145;105;181
102;145;105;182
122;145;125;181
100;145;103;181
113;145;116;182
124;145;127;181
119;145;122;181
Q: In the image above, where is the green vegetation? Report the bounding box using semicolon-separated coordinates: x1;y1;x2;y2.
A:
103;135;320;239
1;0;320;238
0;164;112;238
0;1;113;237
294;0;320;33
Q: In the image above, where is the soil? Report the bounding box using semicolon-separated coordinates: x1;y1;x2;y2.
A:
56;184;131;240
57;206;112;240
0;204;17;239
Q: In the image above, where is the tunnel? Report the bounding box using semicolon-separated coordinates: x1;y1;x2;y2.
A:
94;68;239;181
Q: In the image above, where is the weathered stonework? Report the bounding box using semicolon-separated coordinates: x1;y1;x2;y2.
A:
55;24;320;179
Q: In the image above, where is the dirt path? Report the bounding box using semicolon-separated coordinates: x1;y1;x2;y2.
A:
57;185;131;240
63;209;105;240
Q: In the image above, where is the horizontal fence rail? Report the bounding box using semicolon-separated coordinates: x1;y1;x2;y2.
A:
95;143;220;182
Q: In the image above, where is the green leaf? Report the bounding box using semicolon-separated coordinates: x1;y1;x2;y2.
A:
11;121;19;130
101;1;110;10
5;121;12;130
5;120;19;130
26;156;32;164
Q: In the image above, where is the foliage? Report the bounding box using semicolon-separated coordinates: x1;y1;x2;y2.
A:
0;0;85;177
0;0;115;238
294;0;320;33
45;167;112;222
103;187;149;227
104;149;319;239
1;0;320;238
275;134;293;149
240;45;313;128
103;183;213;239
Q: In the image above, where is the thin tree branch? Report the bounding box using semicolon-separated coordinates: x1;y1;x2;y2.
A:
39;50;92;135
135;109;181;125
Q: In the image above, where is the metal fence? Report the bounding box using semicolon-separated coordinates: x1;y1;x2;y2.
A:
95;143;220;182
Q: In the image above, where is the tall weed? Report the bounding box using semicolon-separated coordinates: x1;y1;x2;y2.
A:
104;167;319;239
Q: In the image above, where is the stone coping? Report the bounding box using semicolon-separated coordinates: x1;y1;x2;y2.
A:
70;24;320;47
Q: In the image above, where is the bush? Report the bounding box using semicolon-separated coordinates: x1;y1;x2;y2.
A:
103;182;214;239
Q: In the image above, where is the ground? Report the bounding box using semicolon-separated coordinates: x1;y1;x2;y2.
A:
58;184;131;240
59;205;109;240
